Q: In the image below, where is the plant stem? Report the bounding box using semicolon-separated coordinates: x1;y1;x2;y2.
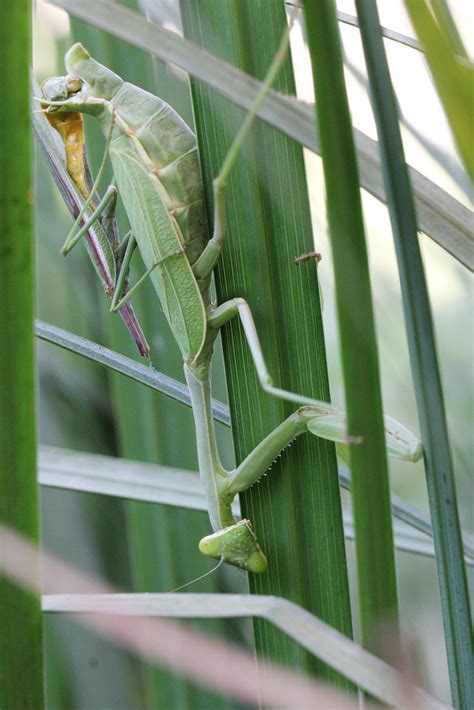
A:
303;0;399;655
181;0;353;687
356;1;473;704
0;1;44;707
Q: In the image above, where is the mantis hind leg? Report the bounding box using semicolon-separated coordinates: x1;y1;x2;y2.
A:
207;298;423;462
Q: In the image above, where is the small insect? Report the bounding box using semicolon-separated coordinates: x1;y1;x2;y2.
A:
36;99;149;356
40;21;422;572
294;250;322;264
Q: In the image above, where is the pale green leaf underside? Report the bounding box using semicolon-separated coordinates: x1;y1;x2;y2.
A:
34;324;474;564
34;320;229;424
41;591;446;708
38;446;474;565
47;0;473;270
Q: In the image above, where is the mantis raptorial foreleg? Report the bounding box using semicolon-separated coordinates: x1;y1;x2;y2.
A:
40;14;423;573
60;106;118;256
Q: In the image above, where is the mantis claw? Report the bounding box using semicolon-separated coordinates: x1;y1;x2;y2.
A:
307;411;423;463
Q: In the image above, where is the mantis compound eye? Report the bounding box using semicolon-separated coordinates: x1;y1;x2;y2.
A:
199;519;268;573
40;75;85;110
41;76;70;103
246;549;269;574
65;76;84;95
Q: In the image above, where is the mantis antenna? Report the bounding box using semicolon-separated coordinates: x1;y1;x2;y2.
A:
169;558;224;593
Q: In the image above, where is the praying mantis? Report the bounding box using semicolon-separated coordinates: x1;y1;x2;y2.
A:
40;22;422;573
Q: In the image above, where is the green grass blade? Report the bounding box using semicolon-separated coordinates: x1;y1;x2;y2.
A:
39;446;474;565
46;0;474;270
180;0;353;687
42;593;447;709
336;10;423;51
35;319;230;424
303;1;399;654
405;0;474;181
429;0;469;59
339;466;474;562
39;446;227;513
35;324;474;559
355;1;473;704
0;1;44;706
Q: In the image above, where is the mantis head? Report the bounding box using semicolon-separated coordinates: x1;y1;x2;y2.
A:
41;43;123;113
199;519;268;573
41;75;85;110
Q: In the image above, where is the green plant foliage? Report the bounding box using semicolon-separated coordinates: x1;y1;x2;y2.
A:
0;1;44;707
355;1;473;705
304;0;399;655
405;0;474;181
48;0;474;270
180;0;353;687
28;1;472;706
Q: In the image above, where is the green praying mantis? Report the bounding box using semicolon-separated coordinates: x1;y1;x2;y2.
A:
39;22;422;573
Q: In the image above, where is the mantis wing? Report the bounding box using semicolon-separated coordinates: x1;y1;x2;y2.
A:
110;136;207;363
